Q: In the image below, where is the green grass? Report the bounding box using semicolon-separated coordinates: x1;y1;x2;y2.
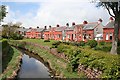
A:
19;39;57;47
10;39;86;78
25;44;84;78
1;46;21;79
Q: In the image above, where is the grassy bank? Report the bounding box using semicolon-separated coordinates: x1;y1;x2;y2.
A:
0;40;22;79
9;39;120;78
9;40;86;78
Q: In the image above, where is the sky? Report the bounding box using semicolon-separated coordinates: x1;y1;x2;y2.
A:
1;0;112;28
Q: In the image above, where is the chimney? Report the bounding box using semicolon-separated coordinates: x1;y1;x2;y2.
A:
83;21;88;24
44;26;47;29
109;17;114;21
72;22;75;26
66;23;69;27
56;24;59;27
49;25;51;28
37;26;39;28
98;18;102;23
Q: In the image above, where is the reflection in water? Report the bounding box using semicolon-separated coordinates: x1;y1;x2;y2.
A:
18;53;51;78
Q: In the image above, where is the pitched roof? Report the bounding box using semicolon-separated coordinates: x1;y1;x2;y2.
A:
17;27;29;32
65;26;74;31
55;26;66;31
83;22;99;30
104;20;114;28
26;28;44;32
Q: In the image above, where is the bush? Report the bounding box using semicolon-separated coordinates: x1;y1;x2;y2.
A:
78;41;85;46
11;33;24;40
99;41;105;45
44;40;50;42
87;40;98;48
52;41;61;48
101;46;111;52
1;39;8;49
71;42;78;46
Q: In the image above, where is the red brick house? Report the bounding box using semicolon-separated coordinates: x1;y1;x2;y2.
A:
25;27;45;39
82;19;104;42
65;23;75;41
103;17;120;42
44;25;66;41
54;25;66;41
73;24;83;42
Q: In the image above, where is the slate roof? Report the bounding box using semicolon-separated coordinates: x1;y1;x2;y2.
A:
55;26;66;31
17;27;29;32
104;21;114;28
44;26;66;32
83;22;99;30
65;26;74;31
26;28;44;32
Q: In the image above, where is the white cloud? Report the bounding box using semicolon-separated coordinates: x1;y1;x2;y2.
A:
3;0;111;28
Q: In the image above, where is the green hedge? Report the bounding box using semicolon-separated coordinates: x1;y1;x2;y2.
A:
1;39;8;49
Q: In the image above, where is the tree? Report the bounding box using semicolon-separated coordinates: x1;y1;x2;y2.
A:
0;5;7;22
2;22;23;40
96;0;120;54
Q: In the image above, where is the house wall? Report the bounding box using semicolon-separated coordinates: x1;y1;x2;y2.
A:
54;31;62;41
94;23;103;38
83;30;94;42
26;31;42;39
65;30;74;41
103;28;114;42
74;25;83;42
44;31;50;40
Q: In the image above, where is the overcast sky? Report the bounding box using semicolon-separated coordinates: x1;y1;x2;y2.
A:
1;0;112;28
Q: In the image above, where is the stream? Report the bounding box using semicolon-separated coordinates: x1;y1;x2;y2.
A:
17;49;53;79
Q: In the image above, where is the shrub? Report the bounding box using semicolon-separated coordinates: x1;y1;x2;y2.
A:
99;41;105;45
1;39;8;49
10;33;24;40
52;41;61;48
57;44;65;53
101;46;111;52
87;40;98;48
71;42;78;46
44;40;50;42
78;41;85;46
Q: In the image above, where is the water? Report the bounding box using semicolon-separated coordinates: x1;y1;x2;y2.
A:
17;50;51;78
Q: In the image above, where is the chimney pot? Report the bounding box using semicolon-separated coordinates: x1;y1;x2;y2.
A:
44;26;47;29
98;18;102;23
72;22;75;26
49;25;51;28
83;21;88;24
66;23;69;27
37;26;39;28
110;17;114;21
57;24;59;27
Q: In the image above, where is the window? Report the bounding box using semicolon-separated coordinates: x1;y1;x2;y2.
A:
84;34;86;39
68;34;70;38
110;33;112;40
106;33;109;40
58;34;60;38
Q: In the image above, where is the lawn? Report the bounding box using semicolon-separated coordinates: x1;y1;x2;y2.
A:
20;39;57;47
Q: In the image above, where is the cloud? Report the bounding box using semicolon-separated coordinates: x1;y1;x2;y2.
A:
3;0;111;28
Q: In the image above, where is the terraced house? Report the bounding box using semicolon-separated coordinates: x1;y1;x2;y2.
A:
44;25;66;41
103;17;120;42
23;17;120;42
25;27;46;39
82;19;103;42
